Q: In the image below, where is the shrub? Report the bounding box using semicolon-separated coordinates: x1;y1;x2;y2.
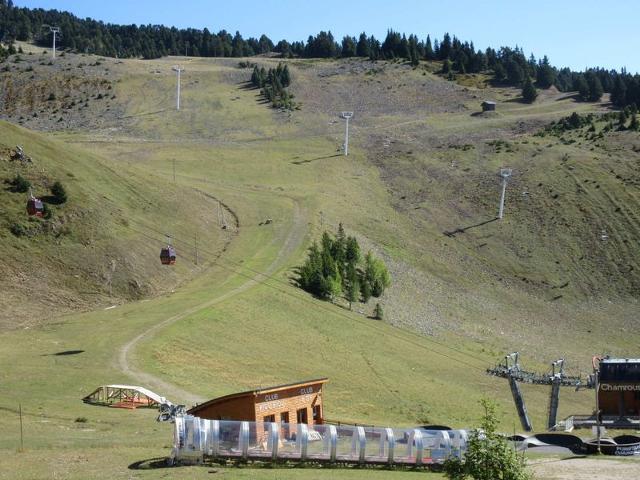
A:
74;417;88;423
10;174;31;193
42;203;52;219
444;399;531;480
51;181;68;204
10;223;27;237
47;92;56;101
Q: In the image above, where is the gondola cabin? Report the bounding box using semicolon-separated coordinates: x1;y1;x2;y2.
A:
26;196;44;217
160;246;176;265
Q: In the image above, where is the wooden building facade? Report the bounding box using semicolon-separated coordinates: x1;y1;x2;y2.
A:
188;378;328;430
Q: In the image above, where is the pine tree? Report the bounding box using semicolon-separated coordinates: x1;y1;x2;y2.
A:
51;181;67;204
629;113;639;131
493;63;506;82
536;55;556;88
439;33;451;60
356;33;369;58
506;59;524;85
618;110;628;129
345;264;360;309
345;236;360;266
251;66;259;87
521;76;538;103
575;75;589;100
10;174;30;193
611;75;627;106
328;270;342;299
424;35;434;60
281;64;291;87
360;280;372;303
373;303;383;320
587;73;603;101
341;36;356;57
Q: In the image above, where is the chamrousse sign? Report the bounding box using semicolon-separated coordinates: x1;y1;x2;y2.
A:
600;383;640;392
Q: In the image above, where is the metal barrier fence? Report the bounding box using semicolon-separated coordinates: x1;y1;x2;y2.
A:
171;415;468;467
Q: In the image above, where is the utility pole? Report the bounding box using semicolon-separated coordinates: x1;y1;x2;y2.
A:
340;111;354;156
172;65;184;110
19;403;24;452
195;232;198;265
498;168;512;219
172;158;176;183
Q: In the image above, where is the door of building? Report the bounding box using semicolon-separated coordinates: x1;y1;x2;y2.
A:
296;407;308;424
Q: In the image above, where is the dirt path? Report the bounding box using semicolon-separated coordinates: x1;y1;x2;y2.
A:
530;456;640;480
117;200;307;406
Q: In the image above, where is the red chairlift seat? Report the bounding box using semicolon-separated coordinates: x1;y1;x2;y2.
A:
26;197;44;217
160;245;176;265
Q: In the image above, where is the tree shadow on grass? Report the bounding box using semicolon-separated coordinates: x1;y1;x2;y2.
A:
40;195;65;205
443;217;499;237
128;458;171;470
291;154;341;165
41;350;85;356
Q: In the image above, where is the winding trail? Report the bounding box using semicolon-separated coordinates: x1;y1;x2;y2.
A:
117;200;307;406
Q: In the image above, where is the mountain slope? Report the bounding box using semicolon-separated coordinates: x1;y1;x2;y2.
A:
0;121;231;327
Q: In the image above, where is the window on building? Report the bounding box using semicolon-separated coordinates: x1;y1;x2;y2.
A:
263;414;275;423
297;407;308;424
280;411;291;439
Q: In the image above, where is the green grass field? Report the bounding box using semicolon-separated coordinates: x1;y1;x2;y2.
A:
0;50;638;479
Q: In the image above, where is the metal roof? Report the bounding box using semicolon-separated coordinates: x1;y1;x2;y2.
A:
601;358;640;364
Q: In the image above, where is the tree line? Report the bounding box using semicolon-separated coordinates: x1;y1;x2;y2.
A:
297;224;391;309
1;0;638;107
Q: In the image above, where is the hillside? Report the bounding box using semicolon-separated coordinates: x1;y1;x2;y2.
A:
0;120;232;327
0;47;638;479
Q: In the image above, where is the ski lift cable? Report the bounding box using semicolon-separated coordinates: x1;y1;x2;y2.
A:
123;218;490;372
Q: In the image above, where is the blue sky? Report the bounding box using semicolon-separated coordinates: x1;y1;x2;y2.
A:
14;0;640;72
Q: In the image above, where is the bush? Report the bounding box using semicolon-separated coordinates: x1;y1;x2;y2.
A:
47;92;56;101
10;174;30;193
373;303;383;320
51;181;68;204
42;203;53;219
444;399;531;480
10;223;27;237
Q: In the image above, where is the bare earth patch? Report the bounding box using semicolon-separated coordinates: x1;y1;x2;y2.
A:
530;456;640;480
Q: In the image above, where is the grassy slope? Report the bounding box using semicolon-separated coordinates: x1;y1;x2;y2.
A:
0;121;229;326
0;53;638;479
